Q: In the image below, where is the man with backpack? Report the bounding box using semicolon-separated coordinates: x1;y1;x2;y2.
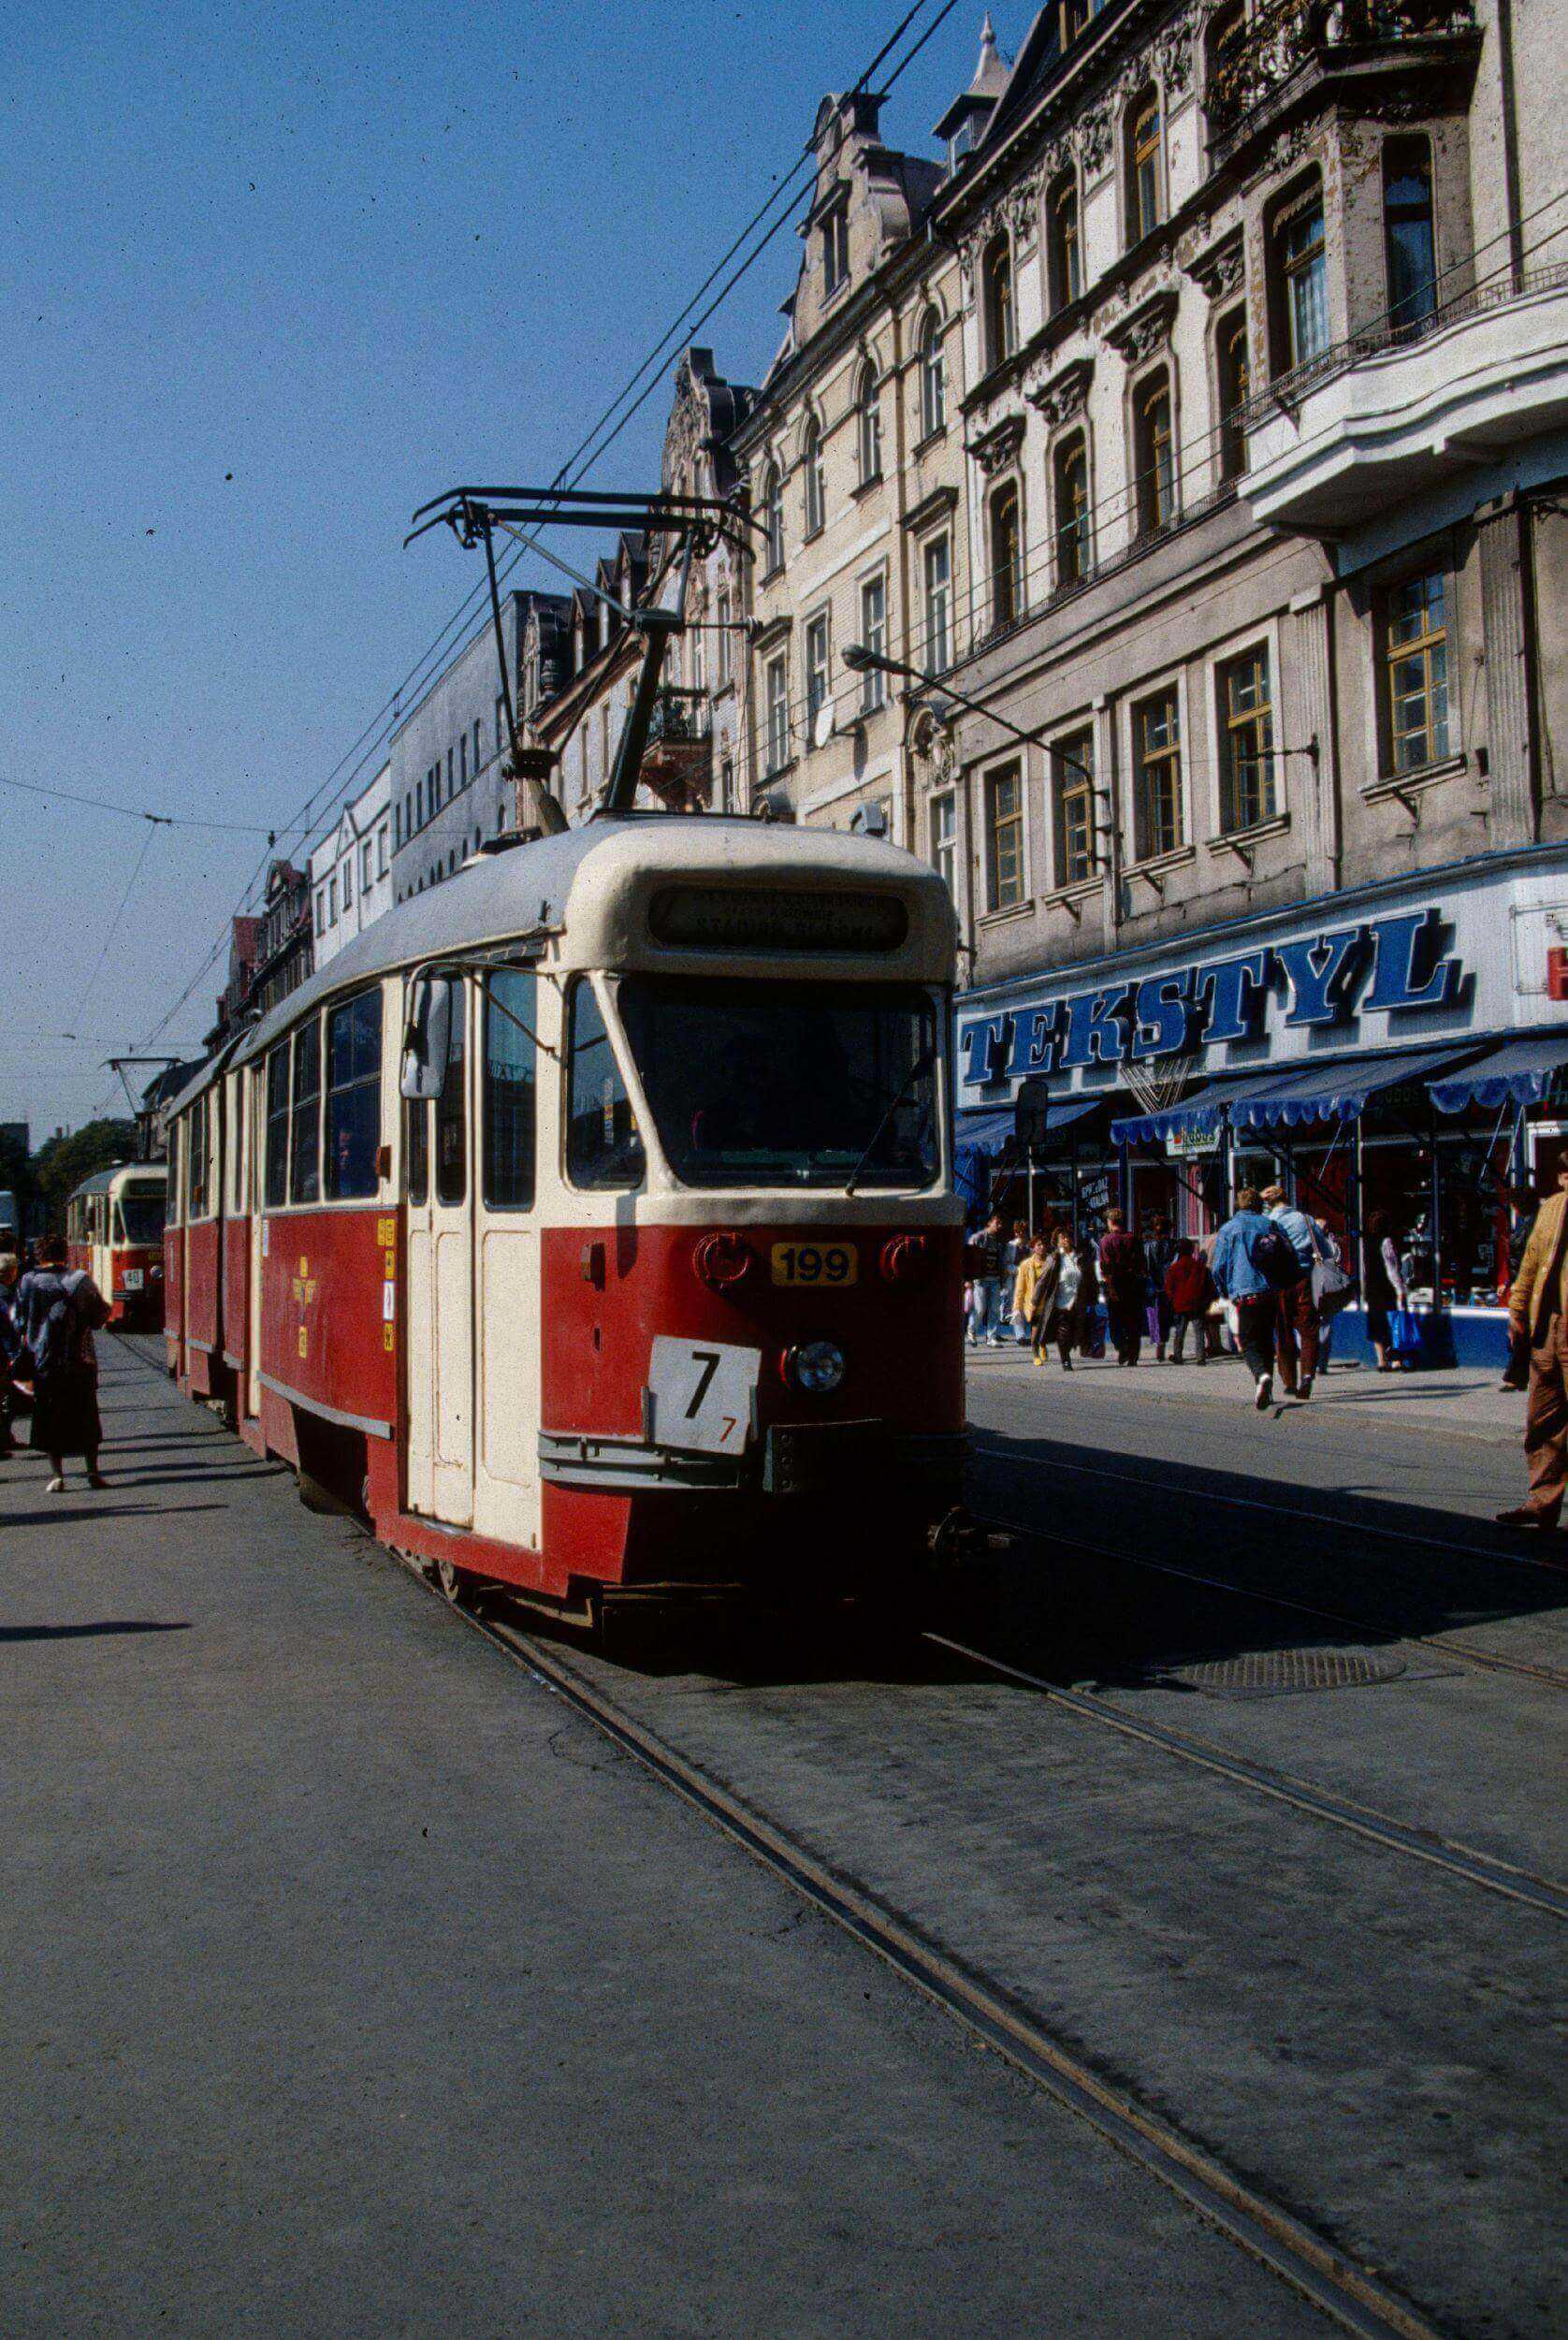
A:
1212;1187;1299;1409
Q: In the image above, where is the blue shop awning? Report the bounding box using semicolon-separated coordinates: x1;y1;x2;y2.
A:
1224;1043;1473;1131
955;1093;1106;1153
1429;1031;1568;1113
1111;1080;1239;1147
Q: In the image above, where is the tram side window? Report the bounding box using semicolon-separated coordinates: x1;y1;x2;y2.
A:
567;979;646;1191
189;1104;209;1219
435;984;467;1206
327;990;384;1200
265;1045;290;1209
484;970;537;1211
290;1020;322;1206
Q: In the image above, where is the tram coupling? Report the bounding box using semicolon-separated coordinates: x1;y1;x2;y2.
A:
926;1507;1013;1565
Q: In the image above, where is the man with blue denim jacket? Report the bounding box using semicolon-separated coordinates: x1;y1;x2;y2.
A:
1212;1188;1283;1410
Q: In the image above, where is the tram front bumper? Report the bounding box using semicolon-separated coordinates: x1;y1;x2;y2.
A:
540;1424;965;1509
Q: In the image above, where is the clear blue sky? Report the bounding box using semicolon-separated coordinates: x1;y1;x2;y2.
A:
0;0;996;1138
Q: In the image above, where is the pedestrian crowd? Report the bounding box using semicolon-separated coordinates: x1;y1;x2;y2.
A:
0;1234;110;1491
965;1185;1356;1411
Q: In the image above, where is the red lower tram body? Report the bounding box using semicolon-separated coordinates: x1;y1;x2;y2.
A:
73;1243;164;1329
169;1205;965;1612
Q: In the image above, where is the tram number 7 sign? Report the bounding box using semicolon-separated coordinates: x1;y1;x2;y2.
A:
648;1337;762;1457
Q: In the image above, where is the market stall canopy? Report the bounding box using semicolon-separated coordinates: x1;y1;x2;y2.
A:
1428;1031;1568;1113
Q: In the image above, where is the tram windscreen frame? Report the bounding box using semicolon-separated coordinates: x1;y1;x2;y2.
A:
117;1185;167;1246
616;976;941;1192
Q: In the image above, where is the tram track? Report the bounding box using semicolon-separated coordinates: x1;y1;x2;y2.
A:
970;1440;1568;1695
414;1571;1459;2340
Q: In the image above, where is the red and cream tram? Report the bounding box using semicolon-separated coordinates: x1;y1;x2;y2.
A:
66;1162;167;1327
164;817;965;1621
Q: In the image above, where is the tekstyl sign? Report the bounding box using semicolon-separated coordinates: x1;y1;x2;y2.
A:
959;908;1465;1093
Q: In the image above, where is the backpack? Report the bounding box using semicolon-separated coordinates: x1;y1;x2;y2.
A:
1251;1223;1301;1291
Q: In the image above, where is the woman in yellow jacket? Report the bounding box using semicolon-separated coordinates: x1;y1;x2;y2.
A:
1012;1233;1054;1366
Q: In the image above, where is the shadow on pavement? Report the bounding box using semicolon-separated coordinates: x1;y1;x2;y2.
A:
0;1503;229;1530
0;1621;192;1642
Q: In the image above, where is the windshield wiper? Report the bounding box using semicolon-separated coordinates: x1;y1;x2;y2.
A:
844;1045;936;1199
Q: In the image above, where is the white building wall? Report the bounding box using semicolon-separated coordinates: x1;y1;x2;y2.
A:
310;763;392;969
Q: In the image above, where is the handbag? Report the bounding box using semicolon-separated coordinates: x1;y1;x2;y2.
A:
1311;1257;1355;1319
1389;1306;1423;1358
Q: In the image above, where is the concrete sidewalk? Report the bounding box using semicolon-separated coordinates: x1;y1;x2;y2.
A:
966;1336;1529;1446
0;1338;1328;2340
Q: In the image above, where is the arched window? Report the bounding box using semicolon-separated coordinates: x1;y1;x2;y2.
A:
981;235;1016;371
1270;174;1328;373
857;363;883;486
1053;430;1091;586
1134;370;1175;535
920;310;947;440
990;481;1023;632
1216;307;1250;481
762;462;785;573
1046;169;1082;312
803;416;826;537
1125;89;1162;245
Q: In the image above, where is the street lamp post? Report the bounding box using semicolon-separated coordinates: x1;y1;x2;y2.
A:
839;641;1098;791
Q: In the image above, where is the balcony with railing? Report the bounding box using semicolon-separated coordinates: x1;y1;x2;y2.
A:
1208;0;1478;166
1241;260;1568;530
641;688;714;808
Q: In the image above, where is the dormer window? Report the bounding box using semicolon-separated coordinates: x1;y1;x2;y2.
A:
823;198;850;297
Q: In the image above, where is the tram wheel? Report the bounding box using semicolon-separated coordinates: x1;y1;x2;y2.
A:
436;1555;481;1612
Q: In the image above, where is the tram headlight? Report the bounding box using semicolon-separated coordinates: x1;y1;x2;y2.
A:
786;1338;847;1396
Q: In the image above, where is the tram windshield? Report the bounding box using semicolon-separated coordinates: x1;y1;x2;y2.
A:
116;1185;167;1246
617;977;940;1191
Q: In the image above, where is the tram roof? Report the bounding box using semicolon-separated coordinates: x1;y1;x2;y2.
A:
69;1162;166;1201
171;815;953;1094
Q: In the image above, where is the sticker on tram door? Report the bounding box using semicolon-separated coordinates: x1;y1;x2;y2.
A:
647;1337;762;1458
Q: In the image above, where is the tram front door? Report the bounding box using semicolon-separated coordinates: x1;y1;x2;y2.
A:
406;982;475;1526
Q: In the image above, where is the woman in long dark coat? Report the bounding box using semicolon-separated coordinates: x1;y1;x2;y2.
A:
15;1235;109;1490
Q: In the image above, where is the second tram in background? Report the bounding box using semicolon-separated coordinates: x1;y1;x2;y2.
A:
161;816;965;1627
65;1162;168;1327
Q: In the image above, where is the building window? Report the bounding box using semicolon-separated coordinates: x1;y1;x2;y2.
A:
1217;646;1275;831
762;464;785;574
415;778;424;830
719;755;733;812
378;827;387;877
1204;4;1246;134
327;875;338;925
857;363;883;486
804;416;826;537
860;574;888;710
472;719;482;778
690;618;705;698
806;612;831;735
990;482;1023;633
981;236;1015;371
823;198;849;298
1217;307;1250;481
459;734;468;790
1274;184;1328;372
1047;170;1081;312
314;892;326;937
1053;732;1097;885
923;534;951;673
985;763;1025;909
1384;568;1451;773
765;653;790;776
920;310;946;439
1134;371;1175;535
496;695;507;756
1053;431;1091;586
1126;91;1161;244
717;588;733;683
931;791;956;897
1133;687;1183;859
361;840;373;890
1385;137;1437;331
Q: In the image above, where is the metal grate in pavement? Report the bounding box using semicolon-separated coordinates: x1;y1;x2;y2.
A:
1158;1647;1409;1699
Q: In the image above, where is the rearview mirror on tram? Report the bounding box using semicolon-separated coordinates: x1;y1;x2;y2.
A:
400;976;455;1103
1014;1075;1051;1154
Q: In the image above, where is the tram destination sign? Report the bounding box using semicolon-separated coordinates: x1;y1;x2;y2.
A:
960;906;1469;1094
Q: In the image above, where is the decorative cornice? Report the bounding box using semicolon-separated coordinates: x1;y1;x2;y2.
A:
902;482;962;534
965;414;1027;477
1104;285;1180;364
1027;355;1095;431
1183;224;1244;302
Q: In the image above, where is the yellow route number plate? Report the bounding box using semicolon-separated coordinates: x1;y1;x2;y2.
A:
771;1242;858;1288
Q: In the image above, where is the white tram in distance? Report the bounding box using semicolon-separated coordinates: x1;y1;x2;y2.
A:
164;816;965;1624
65;1162;168;1327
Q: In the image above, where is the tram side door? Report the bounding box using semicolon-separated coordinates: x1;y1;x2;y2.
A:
247;1067;266;1425
405;981;476;1526
472;968;543;1553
